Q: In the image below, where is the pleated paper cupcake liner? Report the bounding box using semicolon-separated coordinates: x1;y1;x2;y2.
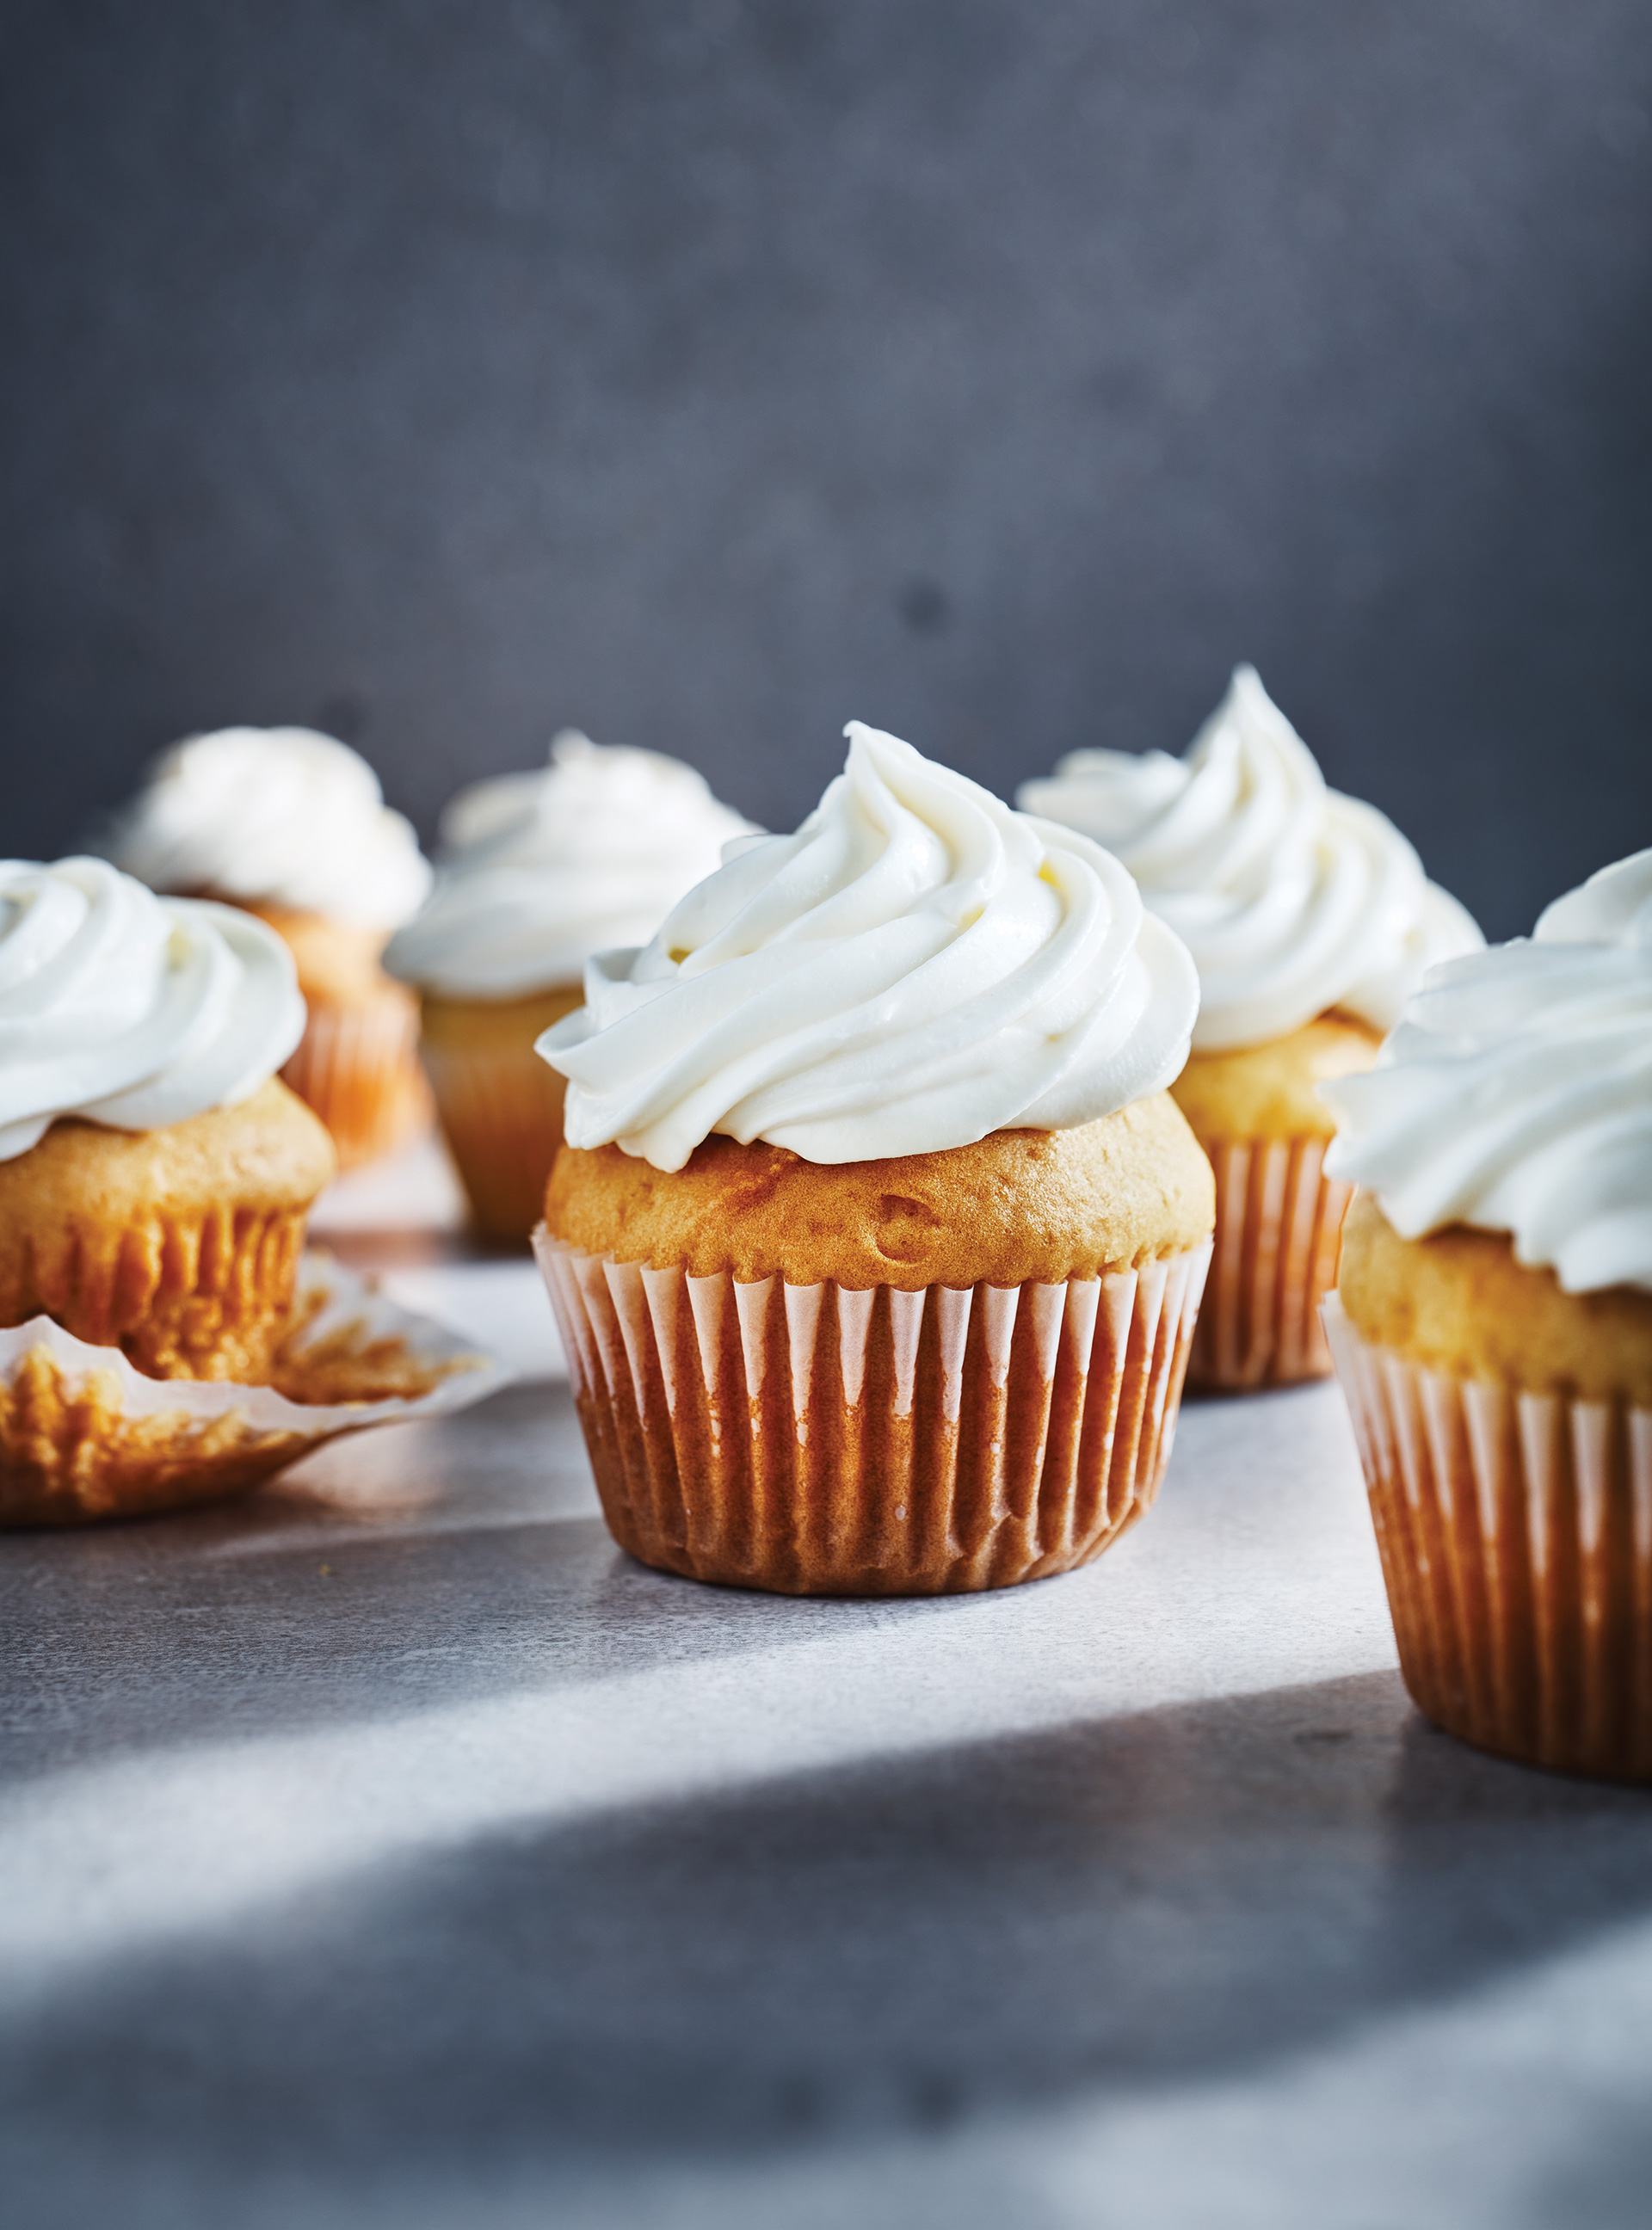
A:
1189;1136;1353;1390
422;1038;570;1242
1324;1296;1652;1780
283;993;431;1170
533;1231;1211;1597
0;1254;509;1528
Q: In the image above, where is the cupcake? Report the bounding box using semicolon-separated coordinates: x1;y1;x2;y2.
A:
1321;849;1652;1779
1019;665;1482;1389
101;726;433;1167
533;721;1214;1597
0;857;333;1383
385;731;751;1240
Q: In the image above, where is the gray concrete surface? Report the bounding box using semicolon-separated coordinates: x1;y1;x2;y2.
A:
5;1309;1651;2228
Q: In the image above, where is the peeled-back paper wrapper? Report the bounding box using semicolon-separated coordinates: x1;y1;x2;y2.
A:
283;991;430;1170
1324;1296;1652;1782
1189;1137;1352;1390
0;1254;509;1527
533;1230;1211;1597
422;1037;570;1242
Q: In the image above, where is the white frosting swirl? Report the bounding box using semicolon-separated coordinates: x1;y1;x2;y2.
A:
0;858;307;1161
1322;850;1652;1294
102;728;431;929
539;722;1199;1173
1016;665;1482;1051
384;732;754;998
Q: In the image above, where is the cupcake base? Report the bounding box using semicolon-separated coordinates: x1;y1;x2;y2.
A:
0;1255;508;1526
1189;1137;1352;1389
282;990;430;1170
1325;1297;1652;1781
420;986;582;1241
534;1233;1211;1596
0;1082;334;1384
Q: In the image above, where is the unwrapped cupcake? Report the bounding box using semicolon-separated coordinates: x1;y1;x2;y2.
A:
101;726;433;1167
0;856;507;1525
385;731;751;1239
1019;666;1481;1389
533;721;1215;1597
1321;848;1652;1780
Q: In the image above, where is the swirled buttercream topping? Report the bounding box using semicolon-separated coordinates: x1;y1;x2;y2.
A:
539;721;1199;1172
0;857;307;1161
1322;850;1652;1294
385;732;754;998
1017;665;1482;1051
102;727;431;929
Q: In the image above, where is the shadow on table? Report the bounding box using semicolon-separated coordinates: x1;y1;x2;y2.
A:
2;1383;992;1775
5;1666;1652;2221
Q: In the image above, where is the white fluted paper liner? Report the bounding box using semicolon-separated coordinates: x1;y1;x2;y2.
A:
283;993;428;1169
1324;1294;1652;1780
1191;1135;1352;1389
533;1229;1211;1596
0;1252;511;1526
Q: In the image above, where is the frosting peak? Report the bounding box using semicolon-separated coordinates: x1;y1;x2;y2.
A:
0;858;307;1161
1017;665;1482;1050
102;727;431;930
1322;848;1652;1294
384;731;754;998
539;721;1199;1173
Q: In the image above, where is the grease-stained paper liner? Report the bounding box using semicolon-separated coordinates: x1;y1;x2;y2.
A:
284;992;430;1170
533;1231;1211;1597
1324;1296;1652;1781
0;1253;510;1528
422;1037;570;1242
1189;1137;1352;1390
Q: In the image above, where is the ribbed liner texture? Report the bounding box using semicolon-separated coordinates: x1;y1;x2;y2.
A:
283;994;429;1169
533;1233;1211;1596
1189;1137;1352;1389
422;1039;569;1241
1325;1297;1652;1781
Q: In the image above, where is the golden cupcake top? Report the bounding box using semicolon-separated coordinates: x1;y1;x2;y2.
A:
546;1095;1214;1288
1335;1192;1652;1407
1168;1011;1383;1143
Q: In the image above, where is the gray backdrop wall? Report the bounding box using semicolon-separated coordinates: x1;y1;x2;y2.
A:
3;0;1649;938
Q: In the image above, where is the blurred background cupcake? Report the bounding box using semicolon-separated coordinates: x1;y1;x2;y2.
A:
535;720;1213;1596
1019;664;1482;1391
385;730;752;1241
99;726;433;1168
1321;848;1652;1779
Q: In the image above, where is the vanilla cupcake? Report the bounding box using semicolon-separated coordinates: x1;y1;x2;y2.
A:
1019;666;1482;1389
385;732;751;1240
1321;850;1652;1779
0;858;333;1383
102;727;433;1167
533;722;1214;1597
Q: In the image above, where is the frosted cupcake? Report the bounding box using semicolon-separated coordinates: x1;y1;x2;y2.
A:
1019;666;1481;1389
0;857;333;1383
102;727;432;1167
533;722;1214;1597
1322;849;1652;1779
385;732;751;1240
